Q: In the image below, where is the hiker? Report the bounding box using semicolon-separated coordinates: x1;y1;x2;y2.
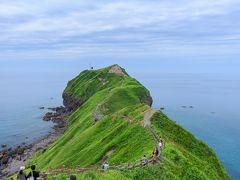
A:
155;146;159;157
158;140;163;150
102;161;109;171
17;166;27;180
141;155;148;166
151;152;157;164
70;175;77;180
26;165;40;180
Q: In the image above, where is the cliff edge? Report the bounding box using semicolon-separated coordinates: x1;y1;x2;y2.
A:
27;65;229;179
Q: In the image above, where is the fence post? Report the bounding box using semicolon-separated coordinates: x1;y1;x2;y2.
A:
133;160;136;168
43;173;48;180
61;165;65;173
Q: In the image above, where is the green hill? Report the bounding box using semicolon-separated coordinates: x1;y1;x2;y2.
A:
27;65;229;179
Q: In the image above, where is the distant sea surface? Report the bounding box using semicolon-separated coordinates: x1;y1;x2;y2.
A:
0;72;66;147
138;72;240;179
0;63;239;179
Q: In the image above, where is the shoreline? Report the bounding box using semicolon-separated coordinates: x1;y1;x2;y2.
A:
0;106;68;179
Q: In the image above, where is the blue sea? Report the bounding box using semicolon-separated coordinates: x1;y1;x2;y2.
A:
0;59;239;179
139;72;240;179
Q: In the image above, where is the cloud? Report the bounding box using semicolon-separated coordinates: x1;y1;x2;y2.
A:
0;3;33;17
0;0;240;58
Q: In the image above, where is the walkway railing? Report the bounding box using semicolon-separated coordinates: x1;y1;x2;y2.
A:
36;111;164;179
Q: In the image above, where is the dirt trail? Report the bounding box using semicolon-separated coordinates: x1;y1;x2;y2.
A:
142;109;158;128
142;109;163;152
32;110;164;178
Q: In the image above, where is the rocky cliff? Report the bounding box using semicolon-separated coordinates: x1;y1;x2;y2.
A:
26;65;229;180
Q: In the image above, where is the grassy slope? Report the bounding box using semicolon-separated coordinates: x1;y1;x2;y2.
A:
150;112;229;179
28;65;155;169
27;65;229;179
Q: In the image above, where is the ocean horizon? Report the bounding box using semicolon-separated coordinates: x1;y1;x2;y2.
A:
1;1;240;179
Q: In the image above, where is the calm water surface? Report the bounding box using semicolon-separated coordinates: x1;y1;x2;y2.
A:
0;72;66;146
137;72;240;179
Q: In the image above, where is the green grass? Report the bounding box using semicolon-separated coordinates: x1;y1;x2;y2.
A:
151;111;229;179
25;65;229;179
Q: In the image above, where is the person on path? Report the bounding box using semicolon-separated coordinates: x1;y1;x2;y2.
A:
158;140;163;150
102;161;109;171
151;152;157;164
155;146;159;157
141;155;148;166
26;165;40;180
70;175;77;180
17;166;27;180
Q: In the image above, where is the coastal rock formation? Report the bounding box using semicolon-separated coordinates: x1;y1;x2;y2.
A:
0;105;68;179
43;106;68;130
0;84;75;178
1;144;7;149
62;92;83;112
141;94;153;107
108;64;127;76
43;106;67;121
5;65;229;179
43;112;55;121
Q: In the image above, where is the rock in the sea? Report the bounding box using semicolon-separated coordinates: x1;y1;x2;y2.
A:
1;144;7;148
48;107;56;111
17;148;25;155
51;106;67;114
48;106;63;111
160;107;165;110
1;156;8;165
51;115;65;123
43;112;55;121
0;105;68;180
39;107;45;109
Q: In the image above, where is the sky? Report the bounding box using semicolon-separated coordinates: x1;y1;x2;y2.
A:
0;0;240;60
1;1;240;178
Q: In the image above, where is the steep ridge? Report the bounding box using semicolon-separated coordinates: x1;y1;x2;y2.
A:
26;65;229;179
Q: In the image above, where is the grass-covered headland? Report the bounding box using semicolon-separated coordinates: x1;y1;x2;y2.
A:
25;65;229;179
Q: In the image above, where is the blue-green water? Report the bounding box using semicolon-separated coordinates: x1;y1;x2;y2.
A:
137;72;240;179
0;72;65;146
0;60;239;178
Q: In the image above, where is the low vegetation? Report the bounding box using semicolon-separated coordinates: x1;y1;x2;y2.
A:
24;65;229;179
